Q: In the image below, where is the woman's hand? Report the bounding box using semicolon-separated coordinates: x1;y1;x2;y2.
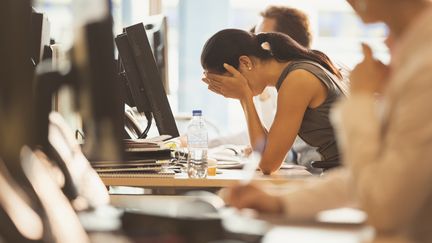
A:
221;183;284;214
203;63;253;101
350;43;390;95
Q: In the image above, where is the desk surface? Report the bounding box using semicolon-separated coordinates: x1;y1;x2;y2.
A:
94;194;407;243
100;168;311;188
262;225;372;243
109;194;373;243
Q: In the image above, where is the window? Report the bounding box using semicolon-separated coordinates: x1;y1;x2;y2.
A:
161;0;388;137
34;0;150;46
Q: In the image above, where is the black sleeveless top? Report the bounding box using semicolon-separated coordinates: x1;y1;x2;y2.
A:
276;60;345;163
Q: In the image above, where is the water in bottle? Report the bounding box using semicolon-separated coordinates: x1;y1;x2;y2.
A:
187;110;208;178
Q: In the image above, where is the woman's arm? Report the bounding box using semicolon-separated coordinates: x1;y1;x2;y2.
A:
205;65;326;174
225;168;354;219
239;96;268;151
259;69;326;174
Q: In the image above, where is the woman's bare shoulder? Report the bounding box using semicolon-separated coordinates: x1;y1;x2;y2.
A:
278;69;324;95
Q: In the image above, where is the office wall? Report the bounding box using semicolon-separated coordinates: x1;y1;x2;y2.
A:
177;0;231;136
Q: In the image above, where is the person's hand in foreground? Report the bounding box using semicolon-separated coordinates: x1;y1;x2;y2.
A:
203;63;253;101
350;43;390;95
222;183;284;214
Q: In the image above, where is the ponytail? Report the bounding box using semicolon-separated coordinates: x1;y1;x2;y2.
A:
201;29;342;81
256;32;342;79
309;50;343;80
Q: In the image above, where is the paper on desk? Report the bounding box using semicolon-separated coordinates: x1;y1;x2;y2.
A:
208;146;243;169
279;164;307;170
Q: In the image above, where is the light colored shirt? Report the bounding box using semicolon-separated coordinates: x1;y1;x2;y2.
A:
281;7;432;242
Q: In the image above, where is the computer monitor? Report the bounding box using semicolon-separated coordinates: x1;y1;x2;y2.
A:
73;17;125;161
115;23;179;140
30;10;51;66
116;34;152;114
0;0;35;171
144;15;169;94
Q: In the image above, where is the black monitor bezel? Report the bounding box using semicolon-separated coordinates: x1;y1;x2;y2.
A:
30;10;51;65
119;23;179;139
115;33;152;114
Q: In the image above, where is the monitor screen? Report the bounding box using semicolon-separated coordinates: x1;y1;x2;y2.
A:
30;10;51;66
115;23;179;139
115;33;152;114
0;0;35;168
143;15;169;94
75;17;125;161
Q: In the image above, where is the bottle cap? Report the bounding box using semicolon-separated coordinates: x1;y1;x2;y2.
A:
192;110;202;116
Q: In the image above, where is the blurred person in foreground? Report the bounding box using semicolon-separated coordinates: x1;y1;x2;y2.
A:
225;0;432;242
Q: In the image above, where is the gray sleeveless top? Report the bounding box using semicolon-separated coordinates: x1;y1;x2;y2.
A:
276;60;345;163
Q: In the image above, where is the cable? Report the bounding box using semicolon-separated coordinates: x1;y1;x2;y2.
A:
138;111;152;139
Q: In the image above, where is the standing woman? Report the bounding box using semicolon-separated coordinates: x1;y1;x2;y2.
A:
201;29;348;174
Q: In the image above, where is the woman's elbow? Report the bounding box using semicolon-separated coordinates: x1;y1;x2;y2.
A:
259;164;280;175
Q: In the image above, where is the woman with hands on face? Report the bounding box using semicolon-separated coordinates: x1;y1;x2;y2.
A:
201;29;348;174
223;42;390;217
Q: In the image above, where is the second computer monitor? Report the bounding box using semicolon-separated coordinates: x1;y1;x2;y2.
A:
117;23;179;139
31;10;51;66
144;15;169;94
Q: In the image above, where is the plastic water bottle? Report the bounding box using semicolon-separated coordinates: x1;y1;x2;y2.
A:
187;110;208;178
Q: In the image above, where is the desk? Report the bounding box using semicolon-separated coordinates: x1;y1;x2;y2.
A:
101;168;311;189
103;175;409;243
262;224;373;243
108;194;374;243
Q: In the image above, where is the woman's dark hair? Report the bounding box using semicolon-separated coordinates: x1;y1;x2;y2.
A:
201;29;342;79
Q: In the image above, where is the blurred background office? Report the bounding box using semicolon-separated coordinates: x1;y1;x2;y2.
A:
34;0;388;139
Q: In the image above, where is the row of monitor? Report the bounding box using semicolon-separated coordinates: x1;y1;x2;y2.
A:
115;20;179;140
28;8;179;164
0;2;179;241
30;10;179;140
31;9;52;66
